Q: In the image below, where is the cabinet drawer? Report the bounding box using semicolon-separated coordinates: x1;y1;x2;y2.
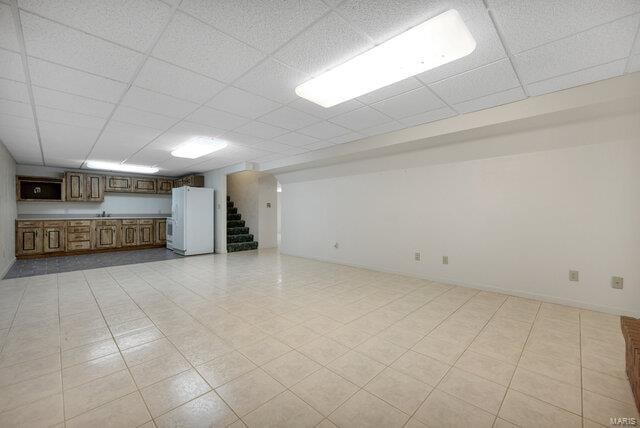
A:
67;241;91;251
138;219;154;225
17;221;43;228
96;220;119;226
67;226;90;234
67;232;91;241
43;221;66;228
68;220;92;227
122;219;138;225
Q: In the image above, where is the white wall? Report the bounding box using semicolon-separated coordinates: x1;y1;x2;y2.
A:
0;141;17;276
278;110;640;317
227;171;278;249
15;165;171;215
203;169;227;253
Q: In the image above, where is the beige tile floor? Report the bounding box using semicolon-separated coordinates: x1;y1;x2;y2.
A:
0;249;637;427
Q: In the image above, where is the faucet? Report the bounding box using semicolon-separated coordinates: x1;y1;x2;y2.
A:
96;211;110;217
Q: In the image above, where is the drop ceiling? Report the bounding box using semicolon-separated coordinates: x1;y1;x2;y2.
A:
0;0;638;176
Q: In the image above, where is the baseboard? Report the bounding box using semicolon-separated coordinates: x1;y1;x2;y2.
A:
0;257;16;279
279;250;640;318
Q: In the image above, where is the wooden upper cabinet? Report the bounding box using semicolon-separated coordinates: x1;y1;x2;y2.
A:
43;221;65;253
105;176;132;192
157;178;173;194
132;177;157;193
181;174;204;187
65;172;84;201
85;175;105;202
16;222;43;256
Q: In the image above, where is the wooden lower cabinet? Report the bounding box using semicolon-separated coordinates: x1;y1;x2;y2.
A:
95;220;118;249
16;217;168;258
138;220;154;245
155;219;166;244
43;221;65;253
16;222;43;256
120;221;139;247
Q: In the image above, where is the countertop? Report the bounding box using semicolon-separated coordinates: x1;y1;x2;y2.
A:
17;214;171;220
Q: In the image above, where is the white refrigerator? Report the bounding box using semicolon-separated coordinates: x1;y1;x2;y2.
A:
168;186;214;256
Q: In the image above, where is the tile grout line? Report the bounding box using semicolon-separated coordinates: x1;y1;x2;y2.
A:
102;266;246;425
400;292;513;427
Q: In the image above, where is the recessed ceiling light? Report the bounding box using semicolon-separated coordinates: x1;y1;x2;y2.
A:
86;160;159;174
295;9;476;108
171;136;228;159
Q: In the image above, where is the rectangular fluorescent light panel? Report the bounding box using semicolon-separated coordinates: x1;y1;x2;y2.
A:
295;9;476;108
171;137;228;159
86;160;159;174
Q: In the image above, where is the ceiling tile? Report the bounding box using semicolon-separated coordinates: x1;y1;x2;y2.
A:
488;0;640;53
111;105;179;130
0;125;41;164
0;3;20;51
21;11;144;81
91;120;163;160
186;106;249;130
259;106;318;130
0;98;32;118
297;120;350;139
337;0;486;43
357;78;422;105
28;58;127;102
121;86;198;118
359;120;406;137
38;120;99;159
207;86;281;119
399;106;457;127
417;13;507;84
137;120;225;161
251;140;298;153
18;0;172;51
453;86;525;114
273;132;319;147
527;59;627;96
274;12;372;75
219;131;265;147
32;86;114;117
430;59;520;104
304;140;335;151
36;105;106;129
235;59;308;104
329;106;392;131
0;79;29;103
287;96;364;119
328;131;362;145
371;86;444;119
179;0;328;53
0;48;25;82
0;112;36;130
153;12;264;82
628;54;640;72
135;57;225;104
235;120;288;139
514;15;639;84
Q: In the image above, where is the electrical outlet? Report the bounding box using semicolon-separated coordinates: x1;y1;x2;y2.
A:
442;256;448;265
414;250;421;261
611;276;624;289
569;270;579;282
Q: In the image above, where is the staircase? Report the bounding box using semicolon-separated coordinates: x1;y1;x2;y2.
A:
226;196;259;253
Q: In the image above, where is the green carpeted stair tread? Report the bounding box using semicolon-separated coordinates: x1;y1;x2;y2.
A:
227;219;245;228
227;226;249;235
227;213;241;221
227;241;258;252
227;234;254;243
